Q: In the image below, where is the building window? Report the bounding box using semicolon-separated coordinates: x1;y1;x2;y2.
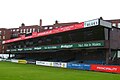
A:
112;23;116;27
20;29;22;33
44;27;48;30
13;29;15;32
118;23;120;28
3;36;5;39
49;27;53;29
17;29;19;31
55;27;59;28
26;29;29;34
4;31;5;34
104;28;108;40
38;29;40;32
20;29;23;33
23;29;26;33
2;51;4;53
2;46;4;49
33;28;35;32
30;29;32;33
26;29;28;32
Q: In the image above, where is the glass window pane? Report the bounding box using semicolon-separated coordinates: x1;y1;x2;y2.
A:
118;23;120;28
112;23;116;27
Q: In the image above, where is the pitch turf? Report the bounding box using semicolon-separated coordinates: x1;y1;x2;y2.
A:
0;62;119;80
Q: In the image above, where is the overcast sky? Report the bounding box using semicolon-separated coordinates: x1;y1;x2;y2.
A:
0;0;120;28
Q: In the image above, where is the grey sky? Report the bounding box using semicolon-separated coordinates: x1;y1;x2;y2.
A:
0;0;119;28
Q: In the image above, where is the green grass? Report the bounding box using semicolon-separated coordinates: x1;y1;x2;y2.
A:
0;62;119;80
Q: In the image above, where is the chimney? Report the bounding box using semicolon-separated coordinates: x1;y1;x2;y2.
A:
21;23;25;27
39;19;42;32
55;20;58;24
100;17;103;20
40;19;42;27
53;20;59;29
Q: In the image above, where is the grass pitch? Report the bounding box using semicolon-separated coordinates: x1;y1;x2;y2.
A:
0;62;119;80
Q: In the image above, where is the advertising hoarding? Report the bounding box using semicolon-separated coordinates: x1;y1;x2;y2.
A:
36;61;67;68
27;61;36;64
8;41;104;52
36;61;52;66
18;60;27;64
91;64;120;73
52;62;67;68
100;20;112;28
67;63;90;70
61;63;67;68
0;58;2;61
11;59;18;63
84;19;99;28
52;62;61;67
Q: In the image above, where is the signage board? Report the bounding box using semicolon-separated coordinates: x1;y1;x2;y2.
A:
52;62;61;67
11;59;18;63
84;19;99;28
27;61;36;64
61;63;67;68
67;63;90;70
18;60;27;64
7;41;104;52
52;62;67;68
36;61;52;66
91;64;120;73
100;20;112;28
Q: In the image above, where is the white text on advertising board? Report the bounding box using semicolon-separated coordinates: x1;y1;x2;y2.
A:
84;19;99;27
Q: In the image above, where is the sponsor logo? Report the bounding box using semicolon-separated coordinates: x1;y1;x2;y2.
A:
91;64;120;73
18;60;27;64
97;67;117;71
61;45;73;48
84;19;99;27
53;62;61;67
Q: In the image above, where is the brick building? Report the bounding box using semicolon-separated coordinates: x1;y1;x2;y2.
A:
0;28;11;54
9;19;78;39
105;19;120;28
0;19;78;54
